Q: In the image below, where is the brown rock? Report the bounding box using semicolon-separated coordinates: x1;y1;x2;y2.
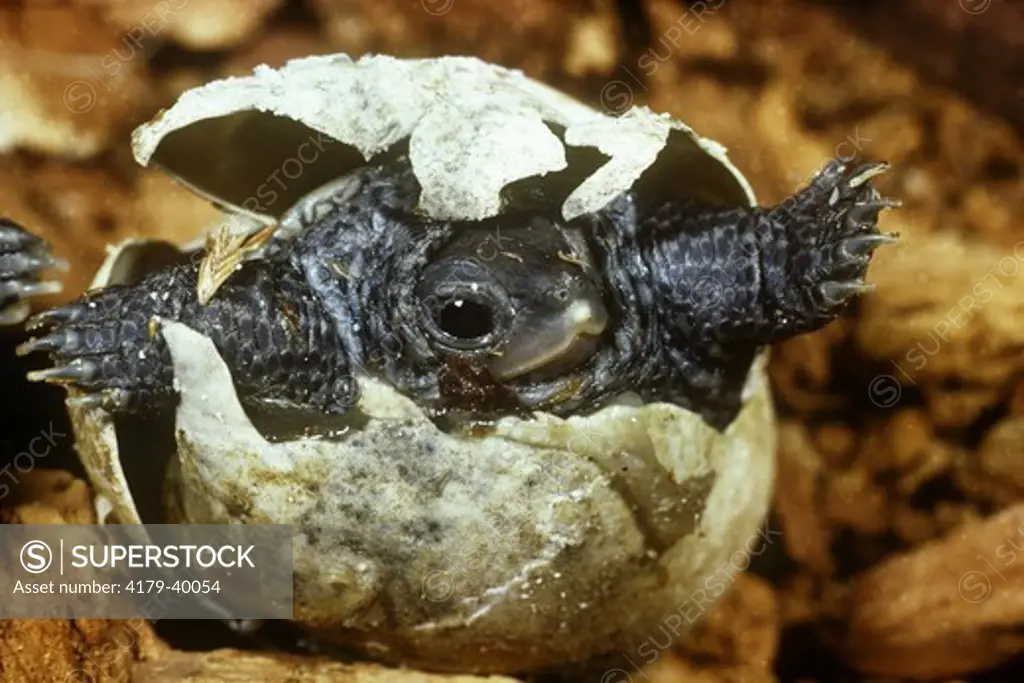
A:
679;574;779;671
96;0;284;51
0;4;153;158
132;650;523;683
856;231;1024;428
822;467;886;536
0;469;94;525
645;654;777;683
957;415;1024;505
840;504;1024;679
0;618;167;683
0;471;167;683
834;0;1024;136
773;423;833;576
767;324;848;419
308;0;622;83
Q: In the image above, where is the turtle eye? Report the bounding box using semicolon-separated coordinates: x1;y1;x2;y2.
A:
418;256;511;352
435;296;494;342
421;283;509;352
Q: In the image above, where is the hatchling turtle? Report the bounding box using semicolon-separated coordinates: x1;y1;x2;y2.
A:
8;54;898;674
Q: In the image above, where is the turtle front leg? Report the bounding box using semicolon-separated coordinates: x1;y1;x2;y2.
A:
749;160;900;342
0;218;66;326
624;161;898;430
17;259;358;415
641;160;899;350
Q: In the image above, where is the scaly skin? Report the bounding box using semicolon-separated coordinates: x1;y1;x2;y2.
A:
580;159;898;428
14;157;898;431
20;259;357;413
0;218;65;326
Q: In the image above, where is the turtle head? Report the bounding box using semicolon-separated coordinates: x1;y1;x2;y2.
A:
416;215;609;382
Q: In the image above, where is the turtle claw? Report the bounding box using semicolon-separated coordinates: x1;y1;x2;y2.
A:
840;233;899;260
819;280;875;307
16;327;91;357
26;358;99;385
0;218;65;325
3;280;64;298
18;331;70;356
846;162;890;189
845;198;901;230
27;304;83;331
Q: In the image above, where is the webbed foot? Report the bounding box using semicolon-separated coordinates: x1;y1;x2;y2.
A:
0;218;67;326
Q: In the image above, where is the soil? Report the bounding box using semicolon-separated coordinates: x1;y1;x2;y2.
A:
0;0;1022;681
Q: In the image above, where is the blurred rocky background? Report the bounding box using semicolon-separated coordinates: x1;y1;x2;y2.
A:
1;0;1022;681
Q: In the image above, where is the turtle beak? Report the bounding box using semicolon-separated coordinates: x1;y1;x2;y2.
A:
488;298;609;380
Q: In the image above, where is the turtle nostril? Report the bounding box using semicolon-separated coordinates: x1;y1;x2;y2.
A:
437;298;494;341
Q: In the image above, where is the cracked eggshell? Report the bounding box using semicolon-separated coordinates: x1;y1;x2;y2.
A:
129;53;754;228
69;54;775;674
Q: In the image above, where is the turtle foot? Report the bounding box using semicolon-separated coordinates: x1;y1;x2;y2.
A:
0;218;67;326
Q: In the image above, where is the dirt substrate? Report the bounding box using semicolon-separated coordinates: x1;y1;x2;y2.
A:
1;1;1022;681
